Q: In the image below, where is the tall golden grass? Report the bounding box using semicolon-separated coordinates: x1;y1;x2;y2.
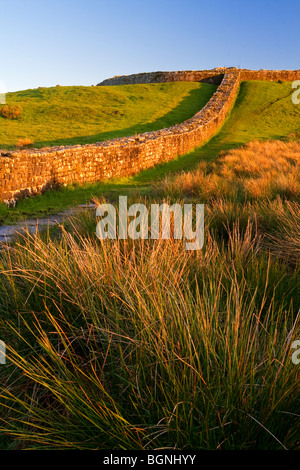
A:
0;139;299;449
0;194;298;450
157;140;300;201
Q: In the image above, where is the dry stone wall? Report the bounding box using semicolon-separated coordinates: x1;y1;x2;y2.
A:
239;69;300;81
97;70;225;86
1;68;300;204
97;68;300;86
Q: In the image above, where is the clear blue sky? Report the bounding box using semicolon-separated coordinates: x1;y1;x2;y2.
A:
1;0;299;92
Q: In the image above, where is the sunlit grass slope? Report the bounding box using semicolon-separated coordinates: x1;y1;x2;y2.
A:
0;82;216;149
155;140;300;203
0;80;299;224
133;80;300;180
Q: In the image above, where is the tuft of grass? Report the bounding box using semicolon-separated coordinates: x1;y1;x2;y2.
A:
0;105;22;120
16;137;34;149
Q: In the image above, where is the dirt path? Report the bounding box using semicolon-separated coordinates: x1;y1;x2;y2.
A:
0;203;97;245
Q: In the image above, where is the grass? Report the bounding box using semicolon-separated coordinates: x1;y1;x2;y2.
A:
0;80;299;225
132;79;300;180
0;82;216;150
0;78;299;450
154;139;300;202
0;195;299;449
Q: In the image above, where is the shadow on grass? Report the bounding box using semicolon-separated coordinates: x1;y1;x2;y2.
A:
2;81;298;225
15;85;217;149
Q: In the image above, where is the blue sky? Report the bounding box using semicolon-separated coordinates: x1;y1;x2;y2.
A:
1;0;299;92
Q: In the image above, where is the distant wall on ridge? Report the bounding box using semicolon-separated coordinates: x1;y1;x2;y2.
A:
97;68;300;86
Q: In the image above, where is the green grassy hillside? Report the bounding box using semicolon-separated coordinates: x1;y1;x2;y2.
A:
0;82;216;149
132;80;300;181
0;80;299;224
